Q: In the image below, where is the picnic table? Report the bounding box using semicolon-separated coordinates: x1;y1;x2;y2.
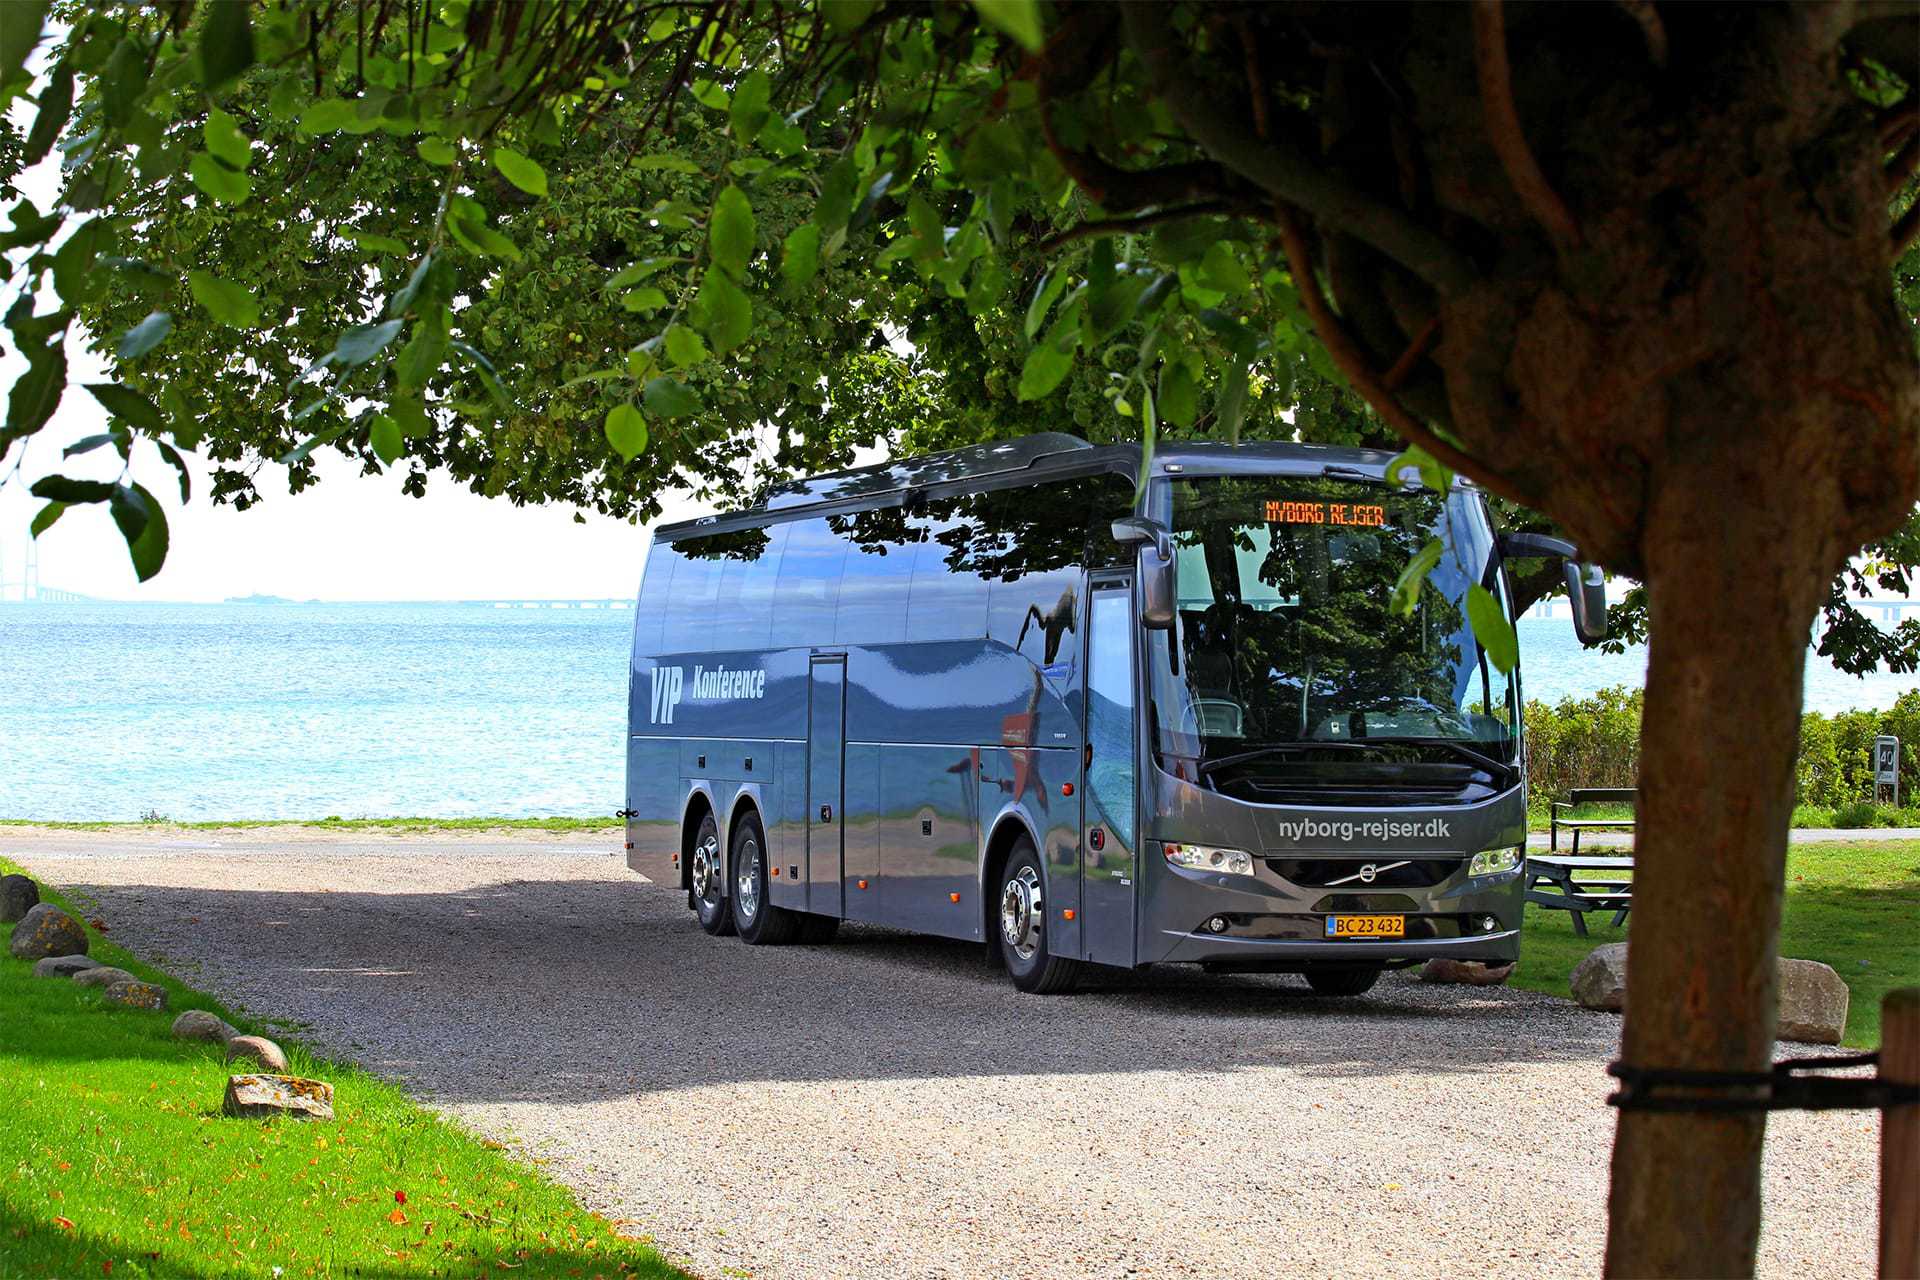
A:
1550;786;1638;853
1525;854;1634;937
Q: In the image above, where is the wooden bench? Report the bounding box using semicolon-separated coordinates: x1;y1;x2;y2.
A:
1524;854;1634;937
1550;786;1637;854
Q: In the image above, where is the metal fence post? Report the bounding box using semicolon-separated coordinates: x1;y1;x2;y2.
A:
1884;988;1919;1280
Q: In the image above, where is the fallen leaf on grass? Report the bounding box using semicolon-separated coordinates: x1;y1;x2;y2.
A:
53;1217;74;1231
389;1208;409;1226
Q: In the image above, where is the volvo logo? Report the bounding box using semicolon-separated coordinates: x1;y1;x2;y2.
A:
1326;859;1410;887
1357;863;1378;884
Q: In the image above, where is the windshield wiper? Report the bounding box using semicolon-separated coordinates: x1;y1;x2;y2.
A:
1196;741;1382;776
1353;735;1516;779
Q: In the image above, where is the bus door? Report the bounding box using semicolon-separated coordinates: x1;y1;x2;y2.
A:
1081;574;1139;966
807;655;846;916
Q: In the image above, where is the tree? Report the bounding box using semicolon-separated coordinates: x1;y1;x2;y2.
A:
3;3;1917;1274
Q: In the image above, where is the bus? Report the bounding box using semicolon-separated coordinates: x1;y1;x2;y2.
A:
623;433;1604;994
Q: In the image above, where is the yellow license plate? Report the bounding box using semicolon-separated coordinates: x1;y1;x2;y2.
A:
1325;914;1404;939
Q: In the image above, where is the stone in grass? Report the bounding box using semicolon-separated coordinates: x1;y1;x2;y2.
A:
1569;942;1629;1011
226;1035;289;1072
172;1010;239;1044
223;1074;334;1121
1418;958;1515;986
32;954;98;979
9;903;88;961
1776;958;1849;1046
0;873;38;923
102;980;168;1011
72;966;138;988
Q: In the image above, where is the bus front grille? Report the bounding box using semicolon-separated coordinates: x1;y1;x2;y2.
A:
1265;857;1465;888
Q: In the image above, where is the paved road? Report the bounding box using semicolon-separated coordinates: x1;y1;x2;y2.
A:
5;827;1882;1280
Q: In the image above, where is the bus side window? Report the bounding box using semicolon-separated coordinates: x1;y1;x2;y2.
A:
905;495;990;643
769;517;846;648
832;507;913;646
713;522;789;652
632;540;676;658
661;540;721;655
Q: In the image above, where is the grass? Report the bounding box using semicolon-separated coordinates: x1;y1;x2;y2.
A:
0;858;682;1280
1511;841;1920;1047
1526;801;1920;833
0;816;619;834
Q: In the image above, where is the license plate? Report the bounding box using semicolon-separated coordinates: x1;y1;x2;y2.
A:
1325;914;1404;939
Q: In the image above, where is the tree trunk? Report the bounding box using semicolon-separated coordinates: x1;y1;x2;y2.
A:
1602;448;1839;1277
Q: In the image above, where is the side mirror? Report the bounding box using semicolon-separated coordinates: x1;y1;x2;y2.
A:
1111;516;1175;630
1565;561;1608;643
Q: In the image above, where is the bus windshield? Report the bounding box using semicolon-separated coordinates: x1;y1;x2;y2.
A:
1148;475;1517;788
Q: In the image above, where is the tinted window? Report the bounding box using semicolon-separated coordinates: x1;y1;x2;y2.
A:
660;539;723;653
905;497;991;642
770;517;846;648
711;522;788;651
977;472;1133;667
832;506;913;644
632;539;676;657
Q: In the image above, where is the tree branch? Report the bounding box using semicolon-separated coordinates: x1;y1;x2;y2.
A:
1382;316;1441;391
1119;2;1479;296
1034;200;1247;253
1472;0;1582;247
1613;0;1668;68
1274;204;1534;508
1036;106;1240;212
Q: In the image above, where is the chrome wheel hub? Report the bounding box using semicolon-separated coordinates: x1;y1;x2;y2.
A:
735;837;761;923
999;865;1043;961
691;832;720;904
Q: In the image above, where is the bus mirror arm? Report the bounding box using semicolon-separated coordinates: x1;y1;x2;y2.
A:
1497;531;1608;644
1111;517;1176;630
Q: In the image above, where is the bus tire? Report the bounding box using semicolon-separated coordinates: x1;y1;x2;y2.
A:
796;914;840;944
997;838;1082;994
690;811;734;937
732;810;799;945
1303;964;1382;997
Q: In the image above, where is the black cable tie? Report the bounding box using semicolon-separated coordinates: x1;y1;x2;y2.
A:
1607;1054;1920;1114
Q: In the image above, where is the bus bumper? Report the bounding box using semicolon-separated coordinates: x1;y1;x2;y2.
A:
1154;927;1520;967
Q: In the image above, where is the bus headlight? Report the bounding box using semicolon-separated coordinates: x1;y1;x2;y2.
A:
1468;846;1524;877
1163;842;1254;876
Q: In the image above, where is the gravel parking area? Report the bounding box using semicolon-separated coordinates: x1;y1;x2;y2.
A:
8;826;1881;1279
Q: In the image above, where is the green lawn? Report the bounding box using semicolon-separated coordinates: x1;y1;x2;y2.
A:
1511;841;1920;1047
0;815;618;834
0;860;680;1280
1528;801;1920;833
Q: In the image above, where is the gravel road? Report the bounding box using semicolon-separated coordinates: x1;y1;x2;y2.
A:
6;825;1883;1279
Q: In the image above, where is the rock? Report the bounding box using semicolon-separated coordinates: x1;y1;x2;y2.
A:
8;903;87;961
172;1010;239;1044
223;1074;334;1121
1418;958;1515;986
0;874;38;923
1777;958;1850;1045
102;980;168;1011
226;1035;289;1072
72;966;138;988
1570;942;1630;1011
32;954;98;979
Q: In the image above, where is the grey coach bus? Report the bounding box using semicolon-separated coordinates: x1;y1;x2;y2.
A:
624;433;1604;994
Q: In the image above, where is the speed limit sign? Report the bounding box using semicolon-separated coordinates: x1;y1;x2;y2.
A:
1874;735;1900;806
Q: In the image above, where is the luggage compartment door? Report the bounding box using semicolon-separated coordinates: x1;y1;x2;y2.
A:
1081;576;1138;966
807;656;847;916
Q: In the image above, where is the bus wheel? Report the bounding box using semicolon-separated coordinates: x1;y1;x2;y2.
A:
998;839;1083;994
690;812;734;937
1303;964;1382;997
733;811;799;945
796;914;840;944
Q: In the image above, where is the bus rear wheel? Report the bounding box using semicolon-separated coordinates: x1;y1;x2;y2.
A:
690;812;733;937
733;811;800;945
998;839;1083;994
1303;964;1383;997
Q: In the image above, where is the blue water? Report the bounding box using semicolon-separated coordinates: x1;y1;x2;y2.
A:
0;603;1910;822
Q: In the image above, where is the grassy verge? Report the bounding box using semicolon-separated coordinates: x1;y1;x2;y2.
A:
1511;841;1920;1047
0;816;618;834
1526;802;1920;833
0;857;681;1279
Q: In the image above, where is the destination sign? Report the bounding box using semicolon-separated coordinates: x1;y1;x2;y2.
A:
1265;499;1387;527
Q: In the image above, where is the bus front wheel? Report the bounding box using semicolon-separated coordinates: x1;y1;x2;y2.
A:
690;812;734;937
998;839;1083;994
1303;964;1382;997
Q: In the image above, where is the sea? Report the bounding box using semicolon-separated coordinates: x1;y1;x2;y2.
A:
0;600;1913;823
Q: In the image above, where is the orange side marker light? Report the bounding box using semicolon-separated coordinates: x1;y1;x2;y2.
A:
949;892;961;903
857;879;869;890
771;866;780;877
1063;909;1076;921
1061;782;1074;797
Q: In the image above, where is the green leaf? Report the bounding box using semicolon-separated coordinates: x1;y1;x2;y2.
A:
196;0;255;91
1024;269;1068;340
781;222;820;293
155;440;191;503
188;270;261;327
334;318;404;365
390;393;430;439
631;154;701;173
446;201;522;262
1215;360;1249;443
109;482;168;582
1384;444;1451;494
1468;584;1519;674
642;376;702;418
344;228;407;255
395;316;446;390
98;38;146;129
84;383;166;433
29;475;112;504
709;185;755;280
188;152;250;205
0;1;49;86
29;501;64;539
1157;361;1198;428
50;216;111;307
417;136;457;166
620;286;668;313
296;99;357;137
815;157;860;238
969;0;1045;51
1197;242;1251;296
605;258;678;290
1390;537;1445;617
604;402;648;460
821;0;879;33
116;311;172;361
204;108;251;169
370;413;403;465
492;147;548;198
729;70;771;143
387;255;436;317
663;324;707;369
62;433;119;459
691;266;752;354
23;59;72;166
6;347;64;436
1017;345;1074;401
